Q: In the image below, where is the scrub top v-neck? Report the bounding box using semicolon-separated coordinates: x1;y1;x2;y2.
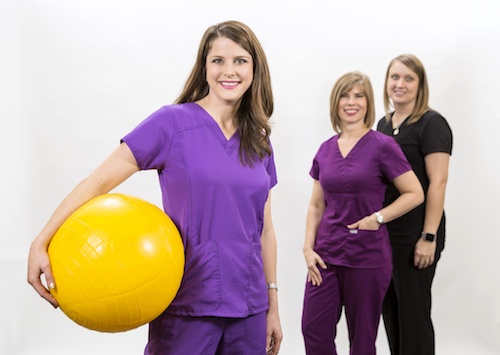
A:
196;103;240;154
121;102;277;317
310;130;411;268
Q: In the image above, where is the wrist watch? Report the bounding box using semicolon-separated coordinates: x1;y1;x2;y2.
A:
421;232;435;242
266;283;278;291
375;212;384;225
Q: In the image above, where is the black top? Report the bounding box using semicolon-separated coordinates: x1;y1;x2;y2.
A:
377;110;453;245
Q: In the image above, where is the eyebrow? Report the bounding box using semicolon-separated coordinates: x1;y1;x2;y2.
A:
208;54;251;59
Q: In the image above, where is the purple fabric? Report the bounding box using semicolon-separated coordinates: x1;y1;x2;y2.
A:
145;312;267;354
121;102;277;317
302;264;392;355
309;130;411;268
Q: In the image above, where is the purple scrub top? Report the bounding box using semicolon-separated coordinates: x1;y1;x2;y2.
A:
310;130;411;268
121;103;277;317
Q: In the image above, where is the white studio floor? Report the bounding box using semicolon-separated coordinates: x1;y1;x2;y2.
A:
4;259;498;355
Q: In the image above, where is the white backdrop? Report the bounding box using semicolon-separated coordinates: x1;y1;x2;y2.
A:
2;0;499;354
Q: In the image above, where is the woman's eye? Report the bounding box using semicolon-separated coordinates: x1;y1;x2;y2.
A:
405;76;414;82
212;58;223;64
235;58;248;64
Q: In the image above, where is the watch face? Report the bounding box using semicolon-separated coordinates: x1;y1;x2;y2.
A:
423;233;435;242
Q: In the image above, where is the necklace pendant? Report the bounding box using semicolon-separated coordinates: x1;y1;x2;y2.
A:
393;127;399;135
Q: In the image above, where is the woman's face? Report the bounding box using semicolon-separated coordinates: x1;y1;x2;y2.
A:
338;85;367;127
205;37;254;106
386;60;419;108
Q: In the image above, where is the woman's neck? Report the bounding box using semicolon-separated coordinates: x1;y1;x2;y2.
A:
197;96;238;128
392;103;415;126
197;96;239;140
339;125;370;139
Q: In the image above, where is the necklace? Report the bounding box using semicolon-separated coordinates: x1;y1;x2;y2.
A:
392;115;408;135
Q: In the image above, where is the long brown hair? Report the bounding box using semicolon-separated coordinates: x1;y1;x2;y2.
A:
383;54;430;124
175;21;273;166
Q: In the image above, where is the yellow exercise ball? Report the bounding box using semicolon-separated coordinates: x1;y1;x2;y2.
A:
48;193;185;333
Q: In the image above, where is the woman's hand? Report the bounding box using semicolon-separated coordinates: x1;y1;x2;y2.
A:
266;308;283;354
346;213;380;231
414;238;436;269
304;248;327;286
27;239;59;307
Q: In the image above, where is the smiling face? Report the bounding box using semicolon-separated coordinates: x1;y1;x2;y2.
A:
386;60;419;109
338;85;368;128
204;37;254;107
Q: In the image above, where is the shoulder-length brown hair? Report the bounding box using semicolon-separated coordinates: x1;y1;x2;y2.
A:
383;54;430;124
329;71;375;134
175;20;273;166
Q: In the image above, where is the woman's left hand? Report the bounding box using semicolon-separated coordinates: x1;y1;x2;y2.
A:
266;310;282;354
414;238;436;269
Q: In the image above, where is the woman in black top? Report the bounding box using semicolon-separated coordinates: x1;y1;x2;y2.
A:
377;54;453;355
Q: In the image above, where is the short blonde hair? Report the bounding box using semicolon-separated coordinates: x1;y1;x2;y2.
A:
329;71;375;133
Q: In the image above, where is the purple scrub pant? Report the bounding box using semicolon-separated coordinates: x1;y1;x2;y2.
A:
144;311;267;355
302;263;392;355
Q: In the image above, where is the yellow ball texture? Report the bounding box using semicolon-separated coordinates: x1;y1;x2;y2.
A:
48;193;185;333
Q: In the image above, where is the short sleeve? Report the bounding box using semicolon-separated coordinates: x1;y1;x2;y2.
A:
121;106;174;171
420;112;453;156
309;141;328;180
380;136;412;182
266;143;278;188
309;158;320;180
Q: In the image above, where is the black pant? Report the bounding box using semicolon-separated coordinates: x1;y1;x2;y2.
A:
382;243;443;355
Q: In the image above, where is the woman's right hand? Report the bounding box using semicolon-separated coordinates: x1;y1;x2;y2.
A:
27;239;59;308
304;249;327;286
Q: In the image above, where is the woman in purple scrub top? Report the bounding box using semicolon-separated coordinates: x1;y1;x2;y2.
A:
301;71;424;355
28;20;283;355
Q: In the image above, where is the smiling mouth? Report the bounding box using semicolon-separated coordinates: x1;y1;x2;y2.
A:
220;81;239;88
